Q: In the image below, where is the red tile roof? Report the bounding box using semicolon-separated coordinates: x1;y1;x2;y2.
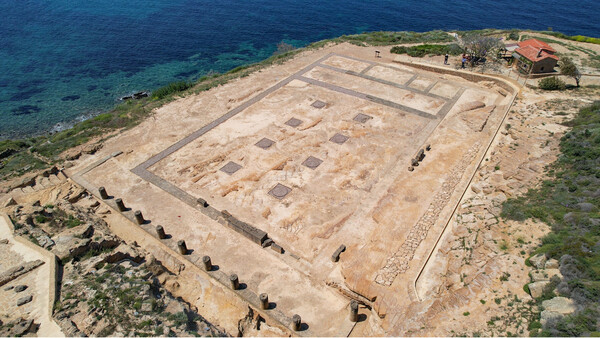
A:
515;45;559;62
518;38;556;53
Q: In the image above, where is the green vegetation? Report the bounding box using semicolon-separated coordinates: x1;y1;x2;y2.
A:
390;43;462;57
507;30;520;41
64;214;82;228
35;215;49;223
538;76;567;91
151;81;193;100
560;57;582;87
333;30;453;46
501;102;600;336
541;31;600;45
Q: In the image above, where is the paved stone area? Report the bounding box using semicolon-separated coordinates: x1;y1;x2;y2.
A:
302;156;323;170
268;183;292;200
353;113;372;123
311;100;327;109
284;117;303;127
220;161;242;175
255;138;275;150
329;133;350;145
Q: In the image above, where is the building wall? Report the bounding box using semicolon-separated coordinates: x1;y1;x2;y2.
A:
516;58;532;73
515;57;558;74
531;58;558;73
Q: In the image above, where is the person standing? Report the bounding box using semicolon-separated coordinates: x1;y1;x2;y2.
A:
444;53;449;65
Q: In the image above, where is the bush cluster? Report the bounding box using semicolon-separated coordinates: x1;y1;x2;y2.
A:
538;76;567;90
544;31;600;45
390;43;462;57
337;30;453;46
151;81;193;100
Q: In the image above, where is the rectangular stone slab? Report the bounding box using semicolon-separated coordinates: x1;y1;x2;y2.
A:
284;117;303;127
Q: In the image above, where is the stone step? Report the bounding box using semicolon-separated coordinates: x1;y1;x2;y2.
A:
56;171;68;181
22;186;34;194
48;175;61;184
40;177;52;188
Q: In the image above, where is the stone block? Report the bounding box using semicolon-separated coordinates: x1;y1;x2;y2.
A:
542;297;576;315
261;238;273;248
350;300;359;322
202;256;212;271
285;117;303;127
271;243;284;254
220;161;242;175
98;187;108;199
17;295;32;306
134;210;145;224
14;285;27;293
331;244;346;262
177;240;188;255
197;198;209;208
545;258;559;269
230;274;239;290
330;133;349;145
292;314;301;331
529;254;547;269
259;293;269;310
115;198;126;212
528;281;549;298
156;225;166;239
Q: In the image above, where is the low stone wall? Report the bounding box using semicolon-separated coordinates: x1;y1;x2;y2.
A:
1;213;60;326
393;60;518;95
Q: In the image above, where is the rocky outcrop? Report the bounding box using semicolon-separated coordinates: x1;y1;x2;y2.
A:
540;297;576;325
0;260;44;287
528;281;550;298
0;318;37;336
16;294;33;306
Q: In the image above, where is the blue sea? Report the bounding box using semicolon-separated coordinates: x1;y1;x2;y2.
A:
1;0;598;139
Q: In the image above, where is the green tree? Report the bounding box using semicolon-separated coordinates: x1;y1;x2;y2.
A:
560;57;581;87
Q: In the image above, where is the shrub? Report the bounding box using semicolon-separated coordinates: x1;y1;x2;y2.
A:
508;30;520;41
538;76;566;90
64;215;82;228
35;215;48;223
151;81;193;100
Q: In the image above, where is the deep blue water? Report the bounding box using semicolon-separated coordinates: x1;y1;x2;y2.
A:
1;0;598;139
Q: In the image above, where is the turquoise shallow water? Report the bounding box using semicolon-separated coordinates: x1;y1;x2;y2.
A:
1;0;598;139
